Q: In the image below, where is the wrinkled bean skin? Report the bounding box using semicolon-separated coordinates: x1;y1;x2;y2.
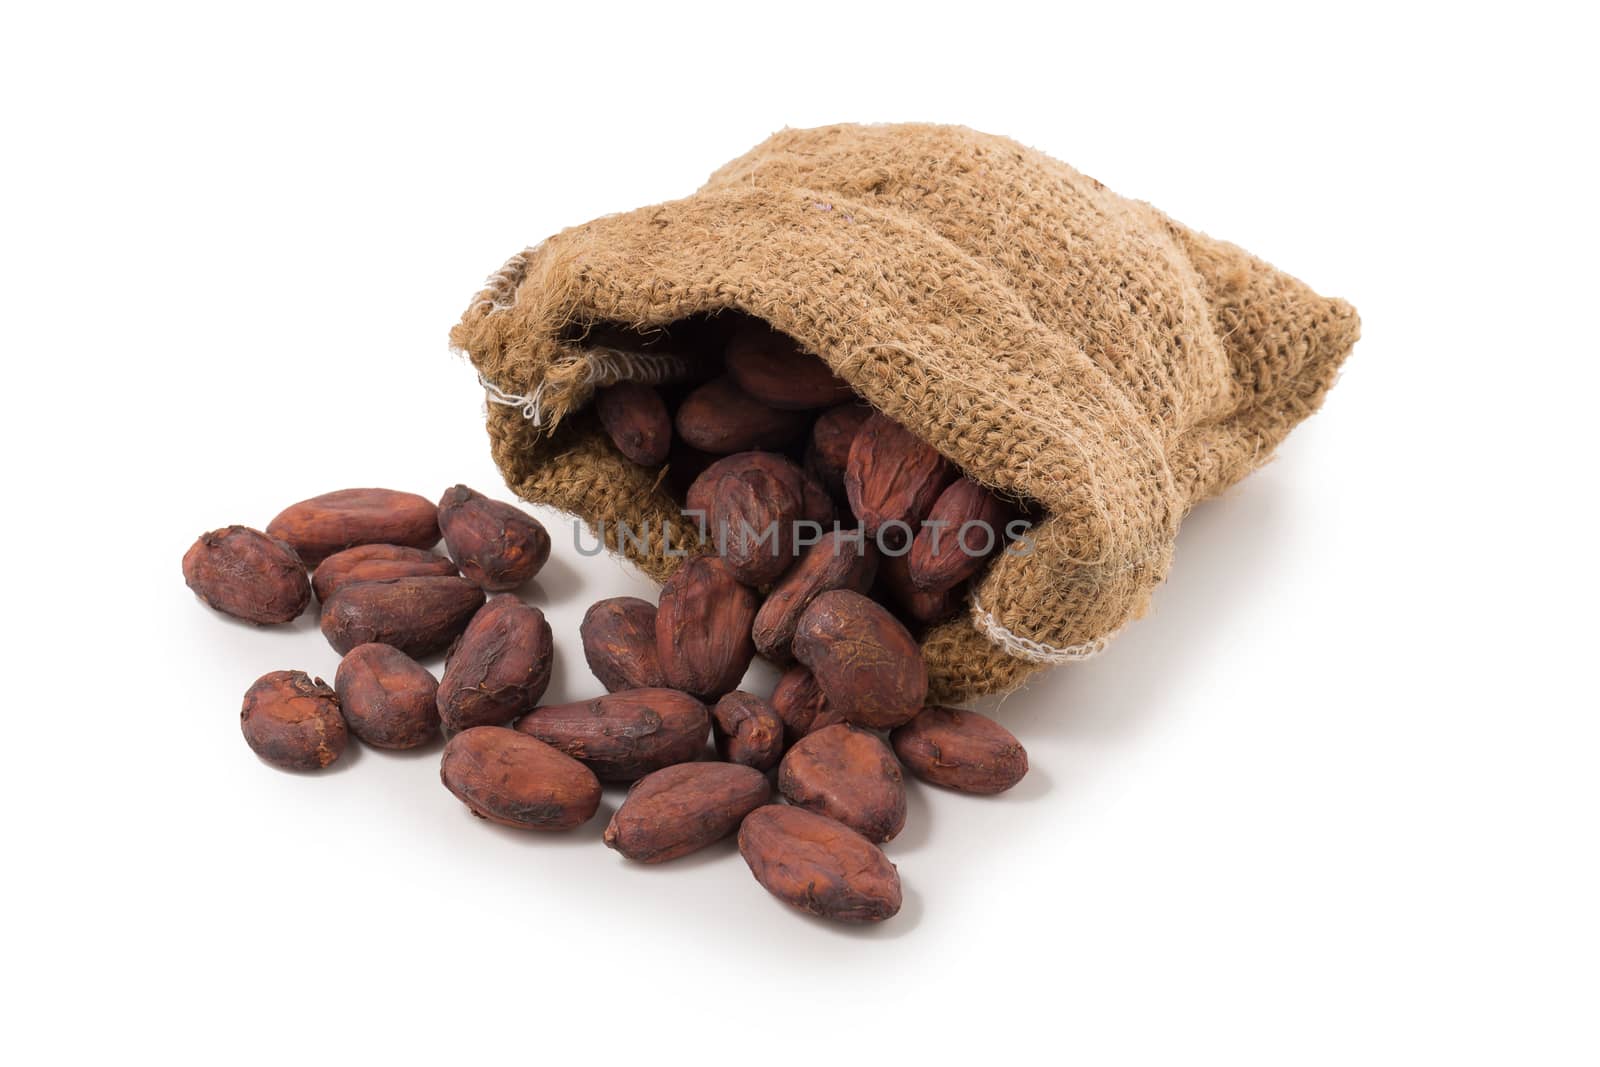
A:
712;691;785;771
514;688;710;782
580;597;666;692
770;665;830;748
655;556;759;701
312;544;458;602
792;589;928;729
334;643;440;749
675;377;811;454
724;321;854;411
685;451;834;532
437;485;551;592
267;488;439;567
595;382;673;466
844;414;953;536
440;726;601;831
709;464;800;586
183;525;311;624
738;806;902;924
319;575;485;657
778;724;907;843
437;596;554;733
753;531;878;661
907;478;1014;594
604;762;772;863
240;670;347;771
890;706;1029;794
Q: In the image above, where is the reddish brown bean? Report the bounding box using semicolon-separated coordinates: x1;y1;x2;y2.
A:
580;597;666;692
440;726;601;831
240;670;347;771
595;382;673;466
752;530;878;661
319;575;485;657
738;806;902;923
711;691;785;771
515;688;710;782
891;706;1029;794
312;544;458;602
334;643;440;749
437;596;554;732
655;556;759;700
674;377;810;454
437;485;550;592
907;478;1014;594
604;762;772;863
183;525;311;624
793;589;927;729
844;414;953;536
724;320;854;410
778;724;907;843
267;488;439;567
806;403;873;498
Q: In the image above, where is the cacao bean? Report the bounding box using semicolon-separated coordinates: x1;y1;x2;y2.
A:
267;488;439;567
674;376;809;454
604;762;771;863
240;670;347;771
312;543;457;602
793;589;927;729
319;575;485;657
724;320;854;410
437;596;553;732
437;485;550;591
655;556;758;700
778;723;907;843
711;691;785;771
890;705;1029;795
806;403;873;499
685;451;833;533
183;525;310;624
514;688;710;781
752;530;878;661
595;382;672;466
738;805;902;923
907;478;1013;593
844;413;953;535
709;464;800;586
580;596;666;692
440;726;601;831
333;643;440;750
770;664;830;747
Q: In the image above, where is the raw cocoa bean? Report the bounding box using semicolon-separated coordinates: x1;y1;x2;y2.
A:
333;643;440;749
319;575;485;657
439;726;601;831
752;530;878;661
778;724;907;843
674;377;810;454
724;320;854;410
770;664;830;747
793;589;927;729
604;762;771;863
267;488;439;566
806;403;873;498
580;596;666;692
890;706;1029;795
312;543;458;602
595;382;672;466
437;596;553;732
709;464;800;586
907;478;1013;593
437;485;550;591
844;413;953;535
183;525;310;624
655;556;758;700
685;451;833;532
711;691;785;771
240;670;346;771
738;805;902;923
878;549;960;627
514;688;710;781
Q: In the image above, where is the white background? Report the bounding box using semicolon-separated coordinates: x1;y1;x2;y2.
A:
3;3;1595;1064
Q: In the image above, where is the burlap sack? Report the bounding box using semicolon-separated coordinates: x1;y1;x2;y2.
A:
450;123;1359;703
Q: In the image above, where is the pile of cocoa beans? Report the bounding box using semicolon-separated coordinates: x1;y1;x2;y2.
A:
183;319;1029;925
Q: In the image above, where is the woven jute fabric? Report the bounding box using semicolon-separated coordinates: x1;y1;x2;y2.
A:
450;123;1359;703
